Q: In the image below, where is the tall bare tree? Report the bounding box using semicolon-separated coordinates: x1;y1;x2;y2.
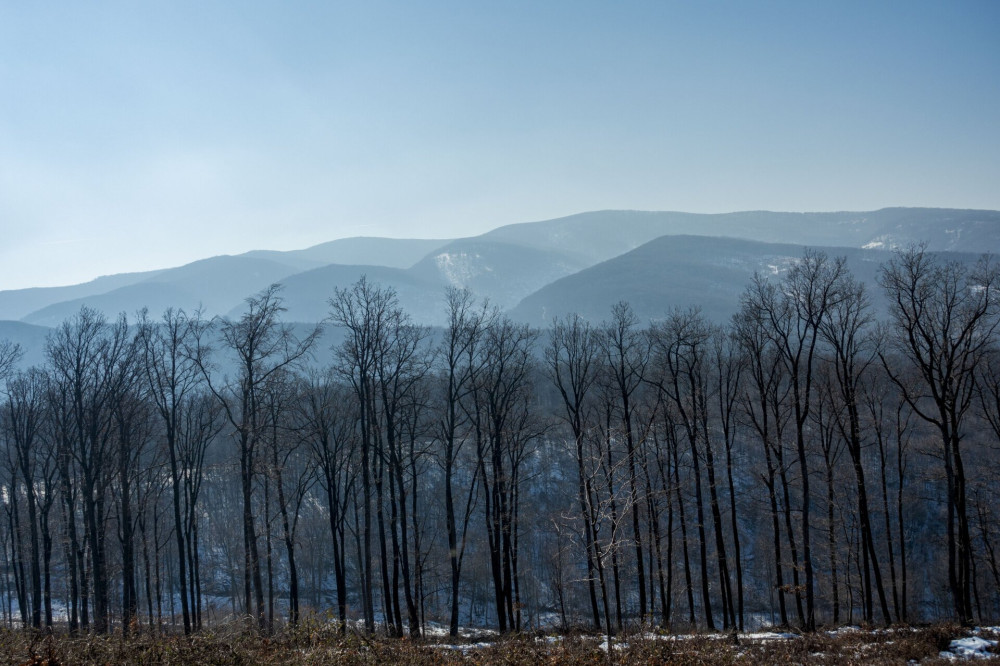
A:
192;284;319;630
599;302;649;623
2;368;45;628
46;308;135;633
880;247;1000;625
299;370;356;631
742;252;845;630
436;287;490;636
818;273;892;624
649;309;735;630
546;314;604;631
138;308;201;634
329;276;398;632
471;315;539;632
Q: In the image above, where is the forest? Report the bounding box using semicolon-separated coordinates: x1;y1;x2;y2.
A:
0;245;998;640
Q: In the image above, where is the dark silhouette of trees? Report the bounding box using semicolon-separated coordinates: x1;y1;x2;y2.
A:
2;368;45;628
329;276;396;633
739;252;846;631
0;251;999;635
437;287;490;637
138;308;200;634
45;308;135;634
471;314;539;633
546;314;604;632
818;273;892;625
649;309;733;630
599;303;649;623
880;247;1000;625
191;284;319;630
300;370;356;631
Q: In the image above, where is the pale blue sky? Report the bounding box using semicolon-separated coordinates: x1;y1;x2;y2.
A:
2;1;998;290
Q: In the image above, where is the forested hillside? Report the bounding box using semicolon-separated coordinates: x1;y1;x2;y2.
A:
0;246;998;639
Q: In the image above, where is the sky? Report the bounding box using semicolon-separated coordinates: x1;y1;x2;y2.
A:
1;1;999;291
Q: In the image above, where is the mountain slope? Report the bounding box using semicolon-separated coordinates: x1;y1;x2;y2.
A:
243;237;450;271
409;238;587;309
243;262;448;325
508;235;979;325
4;208;999;328
2;239;452;323
22;255;302;327
0;321;52;369
0;269;169;321
484;207;1000;256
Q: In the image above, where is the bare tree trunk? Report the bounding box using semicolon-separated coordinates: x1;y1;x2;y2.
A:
671;434;696;627
777;441;805;627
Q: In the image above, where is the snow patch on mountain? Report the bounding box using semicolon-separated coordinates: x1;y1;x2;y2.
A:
434;251;487;287
863;234;899;251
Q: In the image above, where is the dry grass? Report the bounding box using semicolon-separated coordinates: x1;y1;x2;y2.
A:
0;621;993;665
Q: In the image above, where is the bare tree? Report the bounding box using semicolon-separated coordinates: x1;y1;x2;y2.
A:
329;276;398;633
712;330;745;630
436;287;490;637
177;391;222;628
46;308;135;633
0;342;21;381
818;273;892;625
262;371;316;627
42;365;83;631
376;317;432;637
599;302;650;624
649;309;734;630
1;368;45;628
880;247;1000;625
812;367;845;624
139;307;201;634
733;299;794;627
191;284;319;630
470;314;539;632
299;370;356;631
546;314;604;631
111;367;153;635
741;252;846;630
33;372;59;629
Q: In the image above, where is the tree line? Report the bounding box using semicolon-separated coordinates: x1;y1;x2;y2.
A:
0;246;999;637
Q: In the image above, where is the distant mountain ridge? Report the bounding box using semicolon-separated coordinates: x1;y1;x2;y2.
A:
241;237;450;271
506;235;979;325
1;236;453;324
0;321;53;369
2;208;999;333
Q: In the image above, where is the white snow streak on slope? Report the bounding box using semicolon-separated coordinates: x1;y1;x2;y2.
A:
434;252;485;287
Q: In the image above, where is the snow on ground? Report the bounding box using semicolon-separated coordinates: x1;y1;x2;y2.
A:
742;630;800;640
826;624;862;637
420;622;450;638
433;641;494;652
940;635;998;660
421;621;497;639
592;629;802;651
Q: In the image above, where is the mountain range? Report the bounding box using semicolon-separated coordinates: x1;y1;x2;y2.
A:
3;208;998;357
